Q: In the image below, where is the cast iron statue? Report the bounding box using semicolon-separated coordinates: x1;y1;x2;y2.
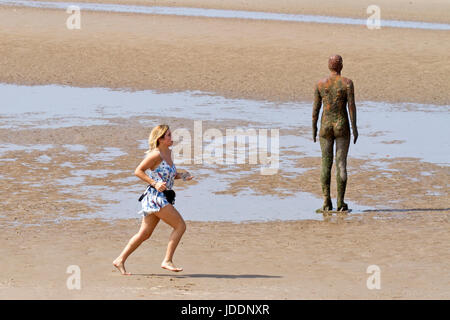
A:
312;55;358;211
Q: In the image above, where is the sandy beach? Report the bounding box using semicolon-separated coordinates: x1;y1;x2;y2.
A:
0;3;449;105
0;0;449;300
26;0;450;24
2;212;449;299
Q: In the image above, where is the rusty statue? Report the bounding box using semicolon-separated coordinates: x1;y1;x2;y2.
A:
312;55;358;212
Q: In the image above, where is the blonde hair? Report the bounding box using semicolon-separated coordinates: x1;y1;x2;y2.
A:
145;124;170;154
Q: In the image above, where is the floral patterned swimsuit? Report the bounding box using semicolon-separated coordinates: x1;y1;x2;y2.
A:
139;154;177;217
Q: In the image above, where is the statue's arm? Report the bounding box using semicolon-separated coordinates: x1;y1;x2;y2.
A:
347;80;358;144
312;83;322;143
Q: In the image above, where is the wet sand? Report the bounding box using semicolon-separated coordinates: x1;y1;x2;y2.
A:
1;112;449;299
0;1;449;299
0;107;448;224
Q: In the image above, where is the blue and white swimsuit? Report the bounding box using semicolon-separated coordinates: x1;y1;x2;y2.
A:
139;156;177;216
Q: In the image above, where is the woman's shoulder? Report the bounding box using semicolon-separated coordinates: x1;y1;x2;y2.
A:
142;149;163;165
145;148;161;157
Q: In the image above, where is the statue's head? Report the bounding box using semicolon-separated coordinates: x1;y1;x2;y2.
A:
328;55;343;73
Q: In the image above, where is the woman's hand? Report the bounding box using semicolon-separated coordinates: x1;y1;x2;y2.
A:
181;172;194;181
155;181;167;192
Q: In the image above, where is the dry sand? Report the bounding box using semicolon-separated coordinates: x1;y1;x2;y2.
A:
0;1;449;300
1;213;449;299
32;0;450;24
0;4;449;104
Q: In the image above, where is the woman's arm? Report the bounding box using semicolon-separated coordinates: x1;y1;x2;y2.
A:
134;151;160;187
174;171;194;181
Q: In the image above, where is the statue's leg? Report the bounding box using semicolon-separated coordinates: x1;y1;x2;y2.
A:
335;136;350;211
319;136;334;210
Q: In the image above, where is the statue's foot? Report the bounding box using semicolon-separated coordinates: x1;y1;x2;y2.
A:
322;199;333;211
337;202;348;211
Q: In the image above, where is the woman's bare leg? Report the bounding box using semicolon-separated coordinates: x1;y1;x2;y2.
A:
153;204;186;272
113;213;160;275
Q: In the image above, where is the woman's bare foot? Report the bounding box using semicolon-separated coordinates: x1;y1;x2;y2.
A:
161;261;183;272
113;258;131;275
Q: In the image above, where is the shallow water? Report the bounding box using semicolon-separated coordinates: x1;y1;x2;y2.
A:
1;84;448;165
73;169;370;222
0;143;55;154
1;0;450;30
1;83;448;222
88;147;127;162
